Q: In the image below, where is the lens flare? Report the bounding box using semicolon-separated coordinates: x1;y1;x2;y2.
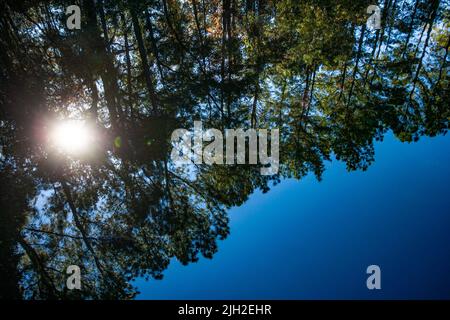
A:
50;120;93;155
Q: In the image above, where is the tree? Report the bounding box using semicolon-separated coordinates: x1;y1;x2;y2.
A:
0;0;448;299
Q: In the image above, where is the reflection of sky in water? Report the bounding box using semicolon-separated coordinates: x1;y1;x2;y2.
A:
136;132;450;299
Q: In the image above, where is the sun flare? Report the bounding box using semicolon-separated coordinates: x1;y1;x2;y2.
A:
50;120;93;154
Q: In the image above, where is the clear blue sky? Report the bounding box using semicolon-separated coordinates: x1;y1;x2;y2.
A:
136;132;450;299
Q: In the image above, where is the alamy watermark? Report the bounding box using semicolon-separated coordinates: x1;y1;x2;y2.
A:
66;5;81;30
170;121;279;175
366;5;382;30
366;264;381;290
66;265;81;290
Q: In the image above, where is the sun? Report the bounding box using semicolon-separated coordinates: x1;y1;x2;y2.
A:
50;120;93;155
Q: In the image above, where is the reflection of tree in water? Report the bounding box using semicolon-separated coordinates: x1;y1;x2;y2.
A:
0;0;448;299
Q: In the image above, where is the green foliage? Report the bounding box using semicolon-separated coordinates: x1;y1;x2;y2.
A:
0;0;448;299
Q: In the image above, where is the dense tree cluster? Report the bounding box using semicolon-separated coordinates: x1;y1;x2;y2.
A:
0;0;448;299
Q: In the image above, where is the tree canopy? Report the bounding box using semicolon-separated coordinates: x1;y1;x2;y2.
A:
0;0;448;299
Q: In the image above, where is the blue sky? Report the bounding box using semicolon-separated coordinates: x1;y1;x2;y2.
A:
136;132;450;299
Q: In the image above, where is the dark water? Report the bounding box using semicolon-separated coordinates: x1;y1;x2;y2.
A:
136;133;450;299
